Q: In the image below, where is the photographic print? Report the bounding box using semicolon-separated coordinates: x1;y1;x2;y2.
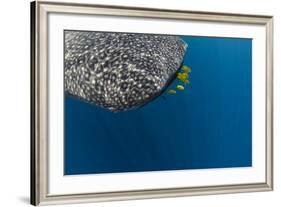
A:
64;31;252;175
31;2;273;205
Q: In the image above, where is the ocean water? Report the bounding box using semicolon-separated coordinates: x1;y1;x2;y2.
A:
64;35;252;175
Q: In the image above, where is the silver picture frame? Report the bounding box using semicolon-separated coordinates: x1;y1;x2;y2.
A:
31;0;273;205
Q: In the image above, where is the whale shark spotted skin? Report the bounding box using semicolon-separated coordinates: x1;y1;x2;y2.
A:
64;31;187;112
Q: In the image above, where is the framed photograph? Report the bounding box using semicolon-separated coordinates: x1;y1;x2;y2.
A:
31;1;273;205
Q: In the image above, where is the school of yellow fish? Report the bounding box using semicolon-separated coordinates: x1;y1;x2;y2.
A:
168;65;191;94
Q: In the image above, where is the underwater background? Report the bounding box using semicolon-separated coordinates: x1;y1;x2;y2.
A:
64;35;252;175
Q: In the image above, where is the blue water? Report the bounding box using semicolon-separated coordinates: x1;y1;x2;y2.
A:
64;35;252;175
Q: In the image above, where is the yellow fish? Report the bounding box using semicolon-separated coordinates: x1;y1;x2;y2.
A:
168;89;177;94
176;85;185;90
177;73;188;80
182;65;192;73
177;73;189;84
